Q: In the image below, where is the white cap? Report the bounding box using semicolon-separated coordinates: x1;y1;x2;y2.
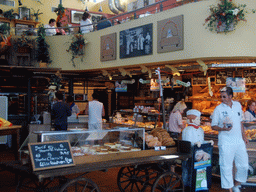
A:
186;109;201;117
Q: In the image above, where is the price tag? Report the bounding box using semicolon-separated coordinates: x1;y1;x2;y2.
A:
160;146;166;150
154;146;160;151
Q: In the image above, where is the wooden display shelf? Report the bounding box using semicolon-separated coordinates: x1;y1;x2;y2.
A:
134;97;157;101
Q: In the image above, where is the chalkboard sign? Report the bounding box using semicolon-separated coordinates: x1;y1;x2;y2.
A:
215;70;233;85
192;73;207;85
28;140;75;171
244;69;256;84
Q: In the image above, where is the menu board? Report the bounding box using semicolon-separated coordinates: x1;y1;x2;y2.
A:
192;73;207;85
28;140;75;171
215;70;233;85
244;69;256;84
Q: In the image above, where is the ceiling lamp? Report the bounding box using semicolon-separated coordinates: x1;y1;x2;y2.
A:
98;4;103;12
209;63;256;68
18;0;22;6
85;6;89;12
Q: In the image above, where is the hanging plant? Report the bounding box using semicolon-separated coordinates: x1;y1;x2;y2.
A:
66;34;87;67
36;25;51;64
54;4;66;23
3;9;15;21
0;23;11;55
12;34;35;53
204;0;248;33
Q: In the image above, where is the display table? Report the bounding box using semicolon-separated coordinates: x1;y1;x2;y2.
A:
0;125;22;160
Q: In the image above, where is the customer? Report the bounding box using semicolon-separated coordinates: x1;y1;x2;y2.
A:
96;16;112;30
44;18;57;36
67;95;80;115
168;100;187;138
211;87;248;192
80;12;93;34
244;99;256;122
56;21;66;35
51;92;71;131
85;92;105;130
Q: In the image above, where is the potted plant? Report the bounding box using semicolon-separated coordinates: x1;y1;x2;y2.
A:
0;23;11;55
204;0;247;33
31;8;43;22
3;9;15;20
36;25;51;67
12;33;35;53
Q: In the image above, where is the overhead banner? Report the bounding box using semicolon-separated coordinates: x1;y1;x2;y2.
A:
115;81;127;92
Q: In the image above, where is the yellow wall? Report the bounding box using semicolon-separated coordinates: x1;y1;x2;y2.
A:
47;0;256;71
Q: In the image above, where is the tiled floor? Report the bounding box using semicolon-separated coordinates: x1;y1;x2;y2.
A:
0;146;253;192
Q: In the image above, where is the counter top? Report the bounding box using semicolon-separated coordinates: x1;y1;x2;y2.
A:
0;125;22;130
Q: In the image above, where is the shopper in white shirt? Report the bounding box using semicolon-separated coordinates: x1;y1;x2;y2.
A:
211;87;248;192
44;19;56;36
80;12;93;34
85;92;105;130
244;99;256;122
168;100;187;138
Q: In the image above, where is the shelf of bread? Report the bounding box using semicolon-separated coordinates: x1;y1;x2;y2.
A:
134;97;157;101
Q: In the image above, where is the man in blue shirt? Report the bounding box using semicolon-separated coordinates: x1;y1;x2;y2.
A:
96;16;112;30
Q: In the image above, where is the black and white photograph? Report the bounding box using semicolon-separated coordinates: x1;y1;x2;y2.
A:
120;23;153;59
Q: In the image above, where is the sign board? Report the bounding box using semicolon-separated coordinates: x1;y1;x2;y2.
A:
215;70;233;85
28;140;75;171
244;69;256;84
192;73;207;86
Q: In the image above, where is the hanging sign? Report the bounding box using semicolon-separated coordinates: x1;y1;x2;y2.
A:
115;81;127;92
150;79;160;91
176;80;191;87
139;78;151;84
121;79;135;84
226;77;245;93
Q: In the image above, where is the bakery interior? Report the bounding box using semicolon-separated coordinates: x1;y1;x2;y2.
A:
0;0;256;191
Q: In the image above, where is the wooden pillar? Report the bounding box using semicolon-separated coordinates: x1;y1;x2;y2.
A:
107;90;112;117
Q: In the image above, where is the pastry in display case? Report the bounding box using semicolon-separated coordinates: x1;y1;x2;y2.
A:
19;128;145;160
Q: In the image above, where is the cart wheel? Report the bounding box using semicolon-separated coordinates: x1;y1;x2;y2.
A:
151;171;184;192
117;166;151;192
59;178;100;192
16;177;59;192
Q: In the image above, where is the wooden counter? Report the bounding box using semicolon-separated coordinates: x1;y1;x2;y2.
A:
0;125;22;160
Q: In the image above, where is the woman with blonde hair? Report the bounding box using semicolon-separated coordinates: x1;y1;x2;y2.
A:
168;100;187;138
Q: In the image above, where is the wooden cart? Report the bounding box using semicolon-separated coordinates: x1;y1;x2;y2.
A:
0;147;190;192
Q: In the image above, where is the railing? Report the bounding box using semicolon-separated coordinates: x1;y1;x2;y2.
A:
11;0;199;36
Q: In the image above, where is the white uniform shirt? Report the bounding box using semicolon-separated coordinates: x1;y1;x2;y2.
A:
244;110;256;122
88;100;103;129
44;24;56;36
71;104;80;114
211;101;243;145
182;126;204;146
80;19;93;34
168;111;183;133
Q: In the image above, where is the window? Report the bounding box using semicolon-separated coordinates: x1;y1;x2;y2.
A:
0;0;15;6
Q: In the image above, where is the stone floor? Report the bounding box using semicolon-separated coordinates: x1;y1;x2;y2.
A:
0;145;254;192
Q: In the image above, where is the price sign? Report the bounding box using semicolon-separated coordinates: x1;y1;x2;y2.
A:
28;140;75;171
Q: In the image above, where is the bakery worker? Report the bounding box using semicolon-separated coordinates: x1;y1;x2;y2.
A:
85;92;105;130
244;99;256;122
67;96;80;115
211;87;249;192
182;109;214;147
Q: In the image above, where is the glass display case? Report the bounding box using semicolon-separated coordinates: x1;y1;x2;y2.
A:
19;128;145;160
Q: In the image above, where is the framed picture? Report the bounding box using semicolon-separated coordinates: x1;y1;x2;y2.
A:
100;33;116;62
15;24;33;36
70;10;84;24
120;23;153;59
74;94;87;101
19;7;30;20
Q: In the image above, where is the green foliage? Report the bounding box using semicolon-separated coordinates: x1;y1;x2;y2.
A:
3;9;15;20
36;25;51;63
66;34;86;67
12;34;35;51
204;0;247;33
0;23;10;35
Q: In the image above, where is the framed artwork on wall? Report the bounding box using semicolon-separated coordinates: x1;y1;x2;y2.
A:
157;15;184;53
120;23;153;59
100;33;116;62
19;7;30;20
